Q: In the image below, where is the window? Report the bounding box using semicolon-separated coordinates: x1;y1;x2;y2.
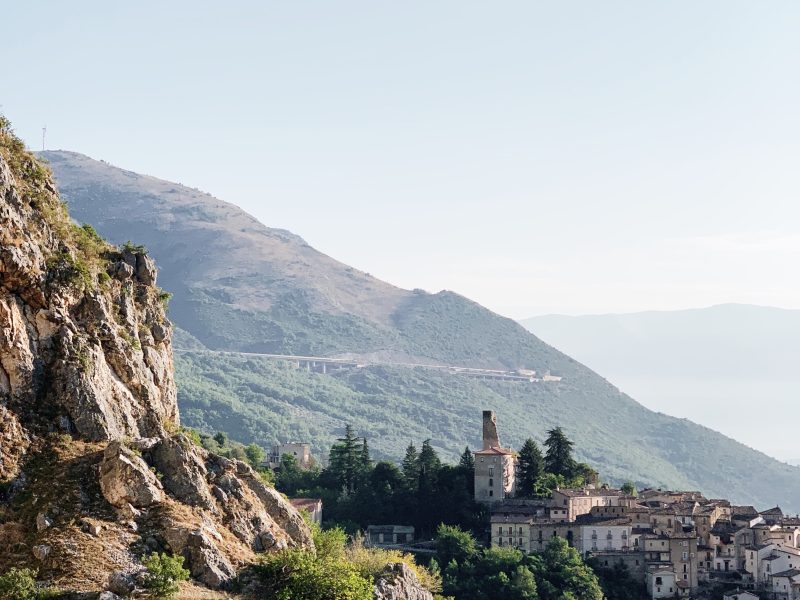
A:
518;527;523;534
655;577;663;585
519;538;523;546
683;552;688;560
508;527;512;535
489;467;494;476
489;478;494;487
498;527;503;535
489;490;493;497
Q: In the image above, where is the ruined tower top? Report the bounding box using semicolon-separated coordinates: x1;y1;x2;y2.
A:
482;410;501;450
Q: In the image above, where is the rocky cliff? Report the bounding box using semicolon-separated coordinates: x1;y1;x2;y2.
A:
0;117;312;593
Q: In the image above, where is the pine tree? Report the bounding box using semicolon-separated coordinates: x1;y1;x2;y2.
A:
360;438;371;472
518;438;545;497
419;439;441;475
544;427;576;478
458;446;475;471
328;424;362;493
401;443;420;491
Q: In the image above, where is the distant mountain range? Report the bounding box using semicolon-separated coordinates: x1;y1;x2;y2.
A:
521;304;800;463
41;150;800;510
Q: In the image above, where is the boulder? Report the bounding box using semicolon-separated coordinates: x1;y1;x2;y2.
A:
149;435;215;509
373;563;433;600
32;544;51;561
109;261;135;281
163;525;236;588
240;471;314;548
35;512;52;531
99;592;123;600
135;253;157;286
99;441;164;508
107;571;135;596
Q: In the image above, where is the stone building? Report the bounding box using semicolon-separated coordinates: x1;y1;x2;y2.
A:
474;411;517;503
268;442;313;469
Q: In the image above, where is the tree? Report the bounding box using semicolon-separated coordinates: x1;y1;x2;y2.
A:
517;439;545;497
276;453;304;495
621;481;637;497
142;553;190;599
538;537;603;600
401;443;420;491
589;559;648;600
509;565;539;600
544;427;576;478
436;524;478;567
459;446;475;471
570;462;599;488
359;438;372;475
328;424;363;493
244;443;265;467
419;439;441;476
212;431;228;448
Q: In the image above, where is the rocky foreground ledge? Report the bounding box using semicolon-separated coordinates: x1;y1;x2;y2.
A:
0;125;312;595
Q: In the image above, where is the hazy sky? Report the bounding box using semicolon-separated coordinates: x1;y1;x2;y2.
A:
4;1;800;318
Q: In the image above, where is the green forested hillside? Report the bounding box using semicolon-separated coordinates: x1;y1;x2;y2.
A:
41;149;800;511
175;351;800;509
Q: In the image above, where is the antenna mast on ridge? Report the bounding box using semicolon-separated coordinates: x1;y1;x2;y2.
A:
42;126;46;151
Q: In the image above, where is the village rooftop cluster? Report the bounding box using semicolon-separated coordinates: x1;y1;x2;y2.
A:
478;412;800;600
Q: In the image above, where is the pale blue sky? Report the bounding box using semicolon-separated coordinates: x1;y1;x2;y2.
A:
3;1;800;317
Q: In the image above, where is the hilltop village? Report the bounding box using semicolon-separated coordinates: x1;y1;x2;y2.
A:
477;412;800;600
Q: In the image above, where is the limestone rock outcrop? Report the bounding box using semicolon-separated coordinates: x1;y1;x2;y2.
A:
100;441;164;508
373;563;434;600
0;127;312;593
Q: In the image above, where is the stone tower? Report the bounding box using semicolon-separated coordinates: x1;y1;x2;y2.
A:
474;410;517;503
482;410;501;449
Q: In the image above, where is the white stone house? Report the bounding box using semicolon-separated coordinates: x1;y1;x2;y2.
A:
772;569;800;600
580;520;634;556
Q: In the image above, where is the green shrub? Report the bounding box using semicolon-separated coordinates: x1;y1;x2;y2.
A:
45;251;92;290
0;568;52;600
123;240;148;254
0;568;37;600
141;552;190;599
254;549;373;600
157;289;173;306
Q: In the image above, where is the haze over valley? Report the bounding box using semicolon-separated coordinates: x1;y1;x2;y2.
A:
523;304;800;462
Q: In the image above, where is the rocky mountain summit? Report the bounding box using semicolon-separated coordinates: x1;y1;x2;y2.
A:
0;119;312;594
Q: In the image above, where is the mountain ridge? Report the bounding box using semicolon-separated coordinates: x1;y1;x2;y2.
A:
39;149;800;511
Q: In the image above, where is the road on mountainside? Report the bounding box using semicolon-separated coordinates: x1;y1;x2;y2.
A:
173;349;563;383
